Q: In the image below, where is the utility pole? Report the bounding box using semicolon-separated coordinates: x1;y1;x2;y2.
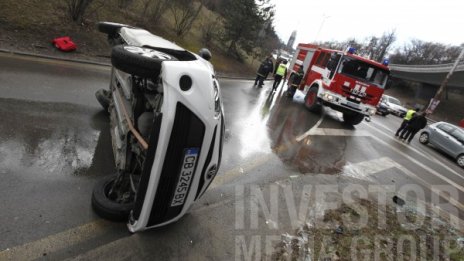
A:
427;47;464;114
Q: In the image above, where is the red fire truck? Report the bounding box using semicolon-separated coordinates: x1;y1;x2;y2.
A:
287;43;390;125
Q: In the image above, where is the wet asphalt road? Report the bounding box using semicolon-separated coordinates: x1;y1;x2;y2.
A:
0;52;464;260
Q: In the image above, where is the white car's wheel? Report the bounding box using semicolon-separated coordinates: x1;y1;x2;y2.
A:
111;45;178;78
419;132;429;144
457;154;464;168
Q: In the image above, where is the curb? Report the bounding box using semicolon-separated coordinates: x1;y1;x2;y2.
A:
0;48;256;80
0;48;111;67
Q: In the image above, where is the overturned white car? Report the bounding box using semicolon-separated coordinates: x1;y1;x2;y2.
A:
92;22;224;232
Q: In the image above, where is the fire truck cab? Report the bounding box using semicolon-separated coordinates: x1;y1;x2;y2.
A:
288;44;390;125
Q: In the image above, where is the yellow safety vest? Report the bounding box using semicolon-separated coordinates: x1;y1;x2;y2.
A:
404;109;415;120
276;64;286;76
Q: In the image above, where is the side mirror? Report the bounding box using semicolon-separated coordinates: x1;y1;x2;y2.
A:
199;48;212;61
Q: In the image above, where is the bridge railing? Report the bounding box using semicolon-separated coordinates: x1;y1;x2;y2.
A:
390;62;464;73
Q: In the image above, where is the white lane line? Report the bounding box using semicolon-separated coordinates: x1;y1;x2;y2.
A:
364;123;464;194
295;114;325;142
368;120;464;180
303;128;371;137
0;220;111;260
343;157;399;179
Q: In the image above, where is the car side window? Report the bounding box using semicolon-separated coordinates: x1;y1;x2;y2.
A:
437;124;454;134
450;129;464;143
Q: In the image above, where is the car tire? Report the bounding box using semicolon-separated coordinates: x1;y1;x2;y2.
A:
98;22;129;36
457;154;464;168
304;86;321;112
343;112;364;125
92;175;134;222
419;132;429;144
111;45;178;78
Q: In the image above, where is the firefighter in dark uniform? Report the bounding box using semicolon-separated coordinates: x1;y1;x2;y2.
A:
254;55;274;87
286;66;304;98
272;60;288;91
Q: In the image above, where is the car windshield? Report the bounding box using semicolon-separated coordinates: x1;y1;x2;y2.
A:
338;57;389;88
387;97;401;105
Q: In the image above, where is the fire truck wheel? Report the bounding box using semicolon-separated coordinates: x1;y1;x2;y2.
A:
111;45;178;78
304;86;321;112
343;112;364;125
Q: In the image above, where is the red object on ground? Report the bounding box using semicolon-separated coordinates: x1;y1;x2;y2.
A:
459;119;464;128
52;37;77;52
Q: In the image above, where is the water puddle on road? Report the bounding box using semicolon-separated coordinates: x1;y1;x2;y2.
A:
0;98;113;178
264;90;348;175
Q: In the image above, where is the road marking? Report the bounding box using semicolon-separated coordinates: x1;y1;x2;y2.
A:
364;123;464;194
0;220;111;260
368;120;464;180
343;157;399;179
211;154;272;189
295;114;325;142
63;236;135;261
345;156;464;212
300;128;371;137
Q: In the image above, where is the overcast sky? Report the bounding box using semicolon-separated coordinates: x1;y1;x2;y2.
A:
272;0;464;49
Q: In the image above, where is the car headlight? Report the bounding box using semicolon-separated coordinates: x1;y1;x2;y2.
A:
213;80;221;117
370;109;376;115
323;93;334;101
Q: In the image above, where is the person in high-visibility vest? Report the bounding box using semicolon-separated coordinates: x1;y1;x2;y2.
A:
399;111;428;143
395;107;419;137
272;60;288;91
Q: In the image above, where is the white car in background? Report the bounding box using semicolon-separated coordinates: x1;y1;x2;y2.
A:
381;95;408;117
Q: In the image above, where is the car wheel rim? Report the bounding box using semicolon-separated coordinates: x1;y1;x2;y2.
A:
458;156;464;167
124;46;172;60
419;134;428;143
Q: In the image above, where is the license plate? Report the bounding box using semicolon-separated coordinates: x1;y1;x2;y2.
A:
171;148;199;207
346;101;360;109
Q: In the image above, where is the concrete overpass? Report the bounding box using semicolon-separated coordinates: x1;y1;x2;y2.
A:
389;62;464;89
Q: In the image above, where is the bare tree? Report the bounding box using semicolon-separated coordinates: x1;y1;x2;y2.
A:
169;0;204;37
374;30;396;62
140;0;170;25
200;14;222;46
117;0;133;9
390;40;463;65
66;0;94;23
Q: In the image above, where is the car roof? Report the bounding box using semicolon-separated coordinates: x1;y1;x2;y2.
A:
435;121;464;130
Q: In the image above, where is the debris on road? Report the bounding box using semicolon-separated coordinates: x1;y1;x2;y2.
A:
272;199;464;260
392;195;406;206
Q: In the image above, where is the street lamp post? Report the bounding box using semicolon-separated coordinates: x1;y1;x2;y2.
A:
426;47;464;114
315;14;330;42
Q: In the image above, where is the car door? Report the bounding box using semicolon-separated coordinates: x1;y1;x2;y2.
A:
431;123;456;154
